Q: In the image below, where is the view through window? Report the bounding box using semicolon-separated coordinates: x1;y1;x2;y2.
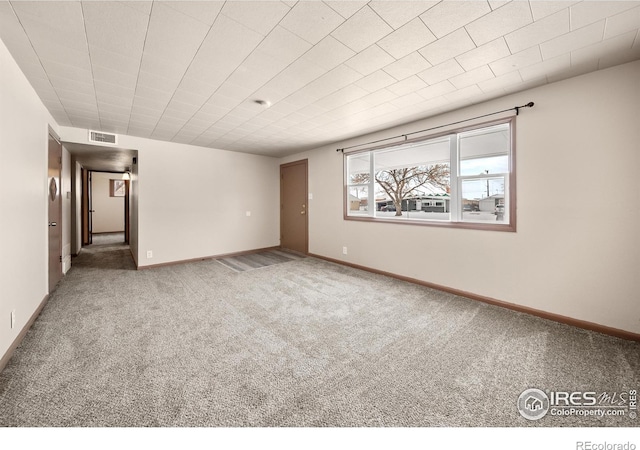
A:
345;119;514;230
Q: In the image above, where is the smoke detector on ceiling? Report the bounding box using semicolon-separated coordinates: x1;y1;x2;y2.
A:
88;130;118;145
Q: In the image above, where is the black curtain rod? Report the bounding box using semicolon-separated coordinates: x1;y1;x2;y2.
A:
336;101;534;152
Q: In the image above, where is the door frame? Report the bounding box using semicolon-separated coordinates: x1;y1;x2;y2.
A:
48;127;63;292
81;170;130;246
280;159;309;254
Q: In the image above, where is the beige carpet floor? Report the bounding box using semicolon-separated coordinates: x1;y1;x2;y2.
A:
0;244;638;427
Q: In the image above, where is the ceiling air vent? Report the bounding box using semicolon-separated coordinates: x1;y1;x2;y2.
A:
88;130;118;145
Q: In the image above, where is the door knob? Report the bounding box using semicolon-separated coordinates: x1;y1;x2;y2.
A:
300;211;306;215
49;222;57;227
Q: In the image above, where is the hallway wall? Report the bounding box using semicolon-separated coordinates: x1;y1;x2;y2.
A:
91;172;125;234
0;38;61;362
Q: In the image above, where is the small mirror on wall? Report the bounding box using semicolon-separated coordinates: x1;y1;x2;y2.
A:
110;179;126;197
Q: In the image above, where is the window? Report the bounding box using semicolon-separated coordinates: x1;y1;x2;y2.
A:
345;118;515;231
110;179;126;197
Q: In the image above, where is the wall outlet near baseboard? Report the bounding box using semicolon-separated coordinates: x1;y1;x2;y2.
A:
146;250;153;259
342;246;348;255
10;310;15;329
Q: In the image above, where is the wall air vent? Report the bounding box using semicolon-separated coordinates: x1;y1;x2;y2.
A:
88;130;118;145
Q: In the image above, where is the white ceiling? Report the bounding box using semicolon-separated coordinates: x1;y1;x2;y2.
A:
1;1;639;158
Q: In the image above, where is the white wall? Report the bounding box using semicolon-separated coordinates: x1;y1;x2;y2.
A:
61;147;71;272
91;172;124;233
282;61;640;335
0;39;60;359
71;159;82;256
60;129;280;267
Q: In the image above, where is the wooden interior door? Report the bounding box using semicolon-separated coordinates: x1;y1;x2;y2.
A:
48;132;62;292
81;169;93;245
124;179;130;244
280;160;308;254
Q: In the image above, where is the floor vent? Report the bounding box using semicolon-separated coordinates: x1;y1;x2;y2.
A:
88;130;118;145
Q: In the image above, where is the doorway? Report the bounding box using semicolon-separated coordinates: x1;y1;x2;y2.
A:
82;170;130;247
48;131;62;292
280;159;308;254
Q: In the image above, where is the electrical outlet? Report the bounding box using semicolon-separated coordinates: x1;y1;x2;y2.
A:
146;250;153;259
11;310;15;329
342;246;348;255
246;211;251;217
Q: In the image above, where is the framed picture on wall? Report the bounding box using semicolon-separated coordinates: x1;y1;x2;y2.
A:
110;179;126;197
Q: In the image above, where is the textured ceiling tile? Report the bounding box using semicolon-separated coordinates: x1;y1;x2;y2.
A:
604;5;640;39
505;8;570;54
443;84;483;103
570;1;638;30
377;17;436;59
518;54;571;82
279;1;345;44
88;46;141;77
387;75;427;96
360;88;396;107
97;96;134;112
345;44;395;76
390;92;426;109
369;1;439;29
143;3;211;67
94;80;135;101
170;89;210;108
354;69;397;92
331;5;393;52
419;28;476;66
160;1;224;26
28;39;92;70
490;46;543;76
529;1;577;21
47;77;94;96
137;70;181;93
449;65;495;89
41;59;93;84
383;51;431;81
540;20;606;60
253;26;312;69
420;1;492;38
220;0;290;36
56;88;96;105
83;1;148;59
12;1;87;49
92;65;139;90
302;65;363;100
18;15;86;54
325;1;367;20
1;0;638;157
303;36;355;71
477;70;522;93
417;59;465;85
465;1;533;46
571;30;638;67
417;80;456;100
597;41;640;70
456;37;510;71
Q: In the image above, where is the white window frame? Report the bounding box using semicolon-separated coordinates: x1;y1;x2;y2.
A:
344;117;516;232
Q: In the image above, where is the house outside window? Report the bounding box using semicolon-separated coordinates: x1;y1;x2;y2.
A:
345;118;515;231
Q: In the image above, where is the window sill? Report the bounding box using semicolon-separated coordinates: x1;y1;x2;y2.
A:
344;214;516;232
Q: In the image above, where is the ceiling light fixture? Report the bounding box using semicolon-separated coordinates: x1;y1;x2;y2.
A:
253;99;271;108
